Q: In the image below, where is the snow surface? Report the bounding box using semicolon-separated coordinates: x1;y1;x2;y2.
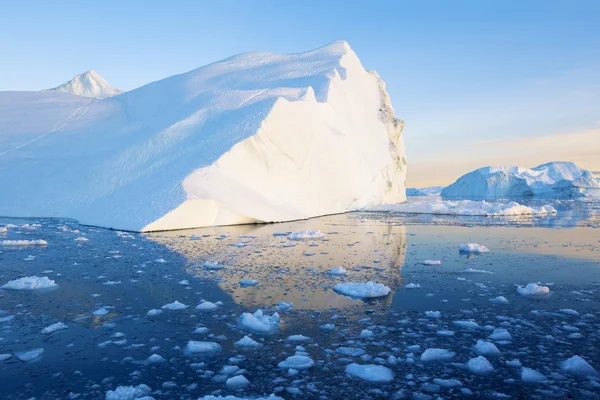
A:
345;363;394;382
364;199;556;216
333;281;391;298
0;41;407;231
442;162;600;198
43;70;123;99
1;276;57;290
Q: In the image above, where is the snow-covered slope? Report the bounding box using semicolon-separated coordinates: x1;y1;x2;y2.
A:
42;70;123;99
442;162;600;198
0;41;407;231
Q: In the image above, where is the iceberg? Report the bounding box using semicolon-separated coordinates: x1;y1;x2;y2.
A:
0;41;407;232
442;162;600;198
333;281;391;299
1;276;57;290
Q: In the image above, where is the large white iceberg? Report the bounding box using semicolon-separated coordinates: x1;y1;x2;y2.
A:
442;162;600;198
0;41;407;231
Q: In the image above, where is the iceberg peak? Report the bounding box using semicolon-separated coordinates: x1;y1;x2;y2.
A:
42;70;123;99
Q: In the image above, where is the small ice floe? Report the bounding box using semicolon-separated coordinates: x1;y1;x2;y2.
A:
488;328;512;341
239;279;259;287
193;327;208;334
420;348;456;362
1;239;47;246
1;276;57;290
161;301;188;310
473;340;501;357
489;296;509;304
517;283;550;297
359;329;374;339
234;335;263;349
105;384;151;400
462;268;494;274
102;280;121;286
433;378;462;388
333;282;391;299
24;255;35;261
521;367;547;383
453;320;481;330
202;261;224;270
328;267;348;276
41;322;67;334
286;334;311;343
178;280;189;286
196;301;219;311
287;230;324;240
155;258;167;263
459;243;489;253
74;237;88;242
422;260;441;266
93;307;110;316
183;341;222;356
506;359;522;368
15;348;44;362
436;330;455;336
146;354;165;363
276;301;294;311
404;283;421;289
425;311;441;319
0;315;14;323
336;347;365;357
467;355;494;374
147;309;162;317
277;355;315;370
345;363;394;383
239;310;280;334
560;355;597;375
226;375;250;389
0;354;11;361
320;323;335;331
559;308;579;316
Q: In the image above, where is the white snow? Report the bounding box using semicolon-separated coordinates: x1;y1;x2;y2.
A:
420;348;456;362
277;355;315;370
41;322;68;334
345;363;394;383
0;41;407;232
422;260;441;265
161;301;188;310
517;283;550;297
105;384;152;400
333;281;391;298
234;335;263;349
287;231;325;240
560;355;597;375
459;243;490;253
1;276;57;290
442;162;600;198
238;310;280;334
467;356;494;374
183;341;222;356
521;367;547;382
328;266;348;275
15;348;44;362
365;199;557;216
43;70;123;99
1;239;47;246
473;340;501;356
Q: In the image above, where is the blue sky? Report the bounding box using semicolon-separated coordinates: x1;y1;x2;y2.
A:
1;0;599;186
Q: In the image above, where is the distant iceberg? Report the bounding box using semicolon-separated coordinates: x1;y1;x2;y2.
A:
442;162;600;198
407;186;445;196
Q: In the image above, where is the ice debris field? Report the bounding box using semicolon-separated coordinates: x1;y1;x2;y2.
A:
0;210;599;400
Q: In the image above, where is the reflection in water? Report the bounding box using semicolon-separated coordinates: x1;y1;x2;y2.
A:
147;214;407;309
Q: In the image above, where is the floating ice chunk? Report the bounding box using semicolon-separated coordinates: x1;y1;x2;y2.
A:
506;359;522;368
226;375;250;389
178;280;189;286
333;282;391;298
41;322;67;334
234;335;263;349
74;237;88;242
345;363;393;383
202;261;224;270
103;280;121;286
146;354;165;363
328;267;348;276
425;311;441;319
15;348;44;362
199;396;283;400
359;329;374;338
404;283;421;289
336;347;365;357
559;309;579;316
560;355;597;375
0;315;15;323
193;327;209;334
433;378;462;388
1;276;57;290
517;283;550;297
196;301;218;311
93;307;110;316
277;355;314;370
24;255;36;261
422;260;441;266
183;341;222;356
473;340;501;357
368;199;558;216
0;354;11;361
154;258;167;263
467;356;494;374
1;239;47;246
147;309;162;317
488;328;512;341
453;320;481;330
436;330;455;336
521;367;547;382
489;296;509;304
105;384;151;400
320;324;335;331
239;310;280;335
240;279;259;287
276;302;294;311
462;268;493;274
161;301;188;310
286;335;311;343
459;243;489;253
420;348;456;362
287;231;324;240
